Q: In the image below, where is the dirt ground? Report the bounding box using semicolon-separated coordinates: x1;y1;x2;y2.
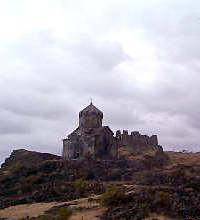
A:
0;202;66;219
144;215;177;220
0;195;104;220
0;194;178;220
70;207;105;220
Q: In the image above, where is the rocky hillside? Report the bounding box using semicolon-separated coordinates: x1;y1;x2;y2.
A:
1;149;60;170
0;149;200;219
0;148;168;209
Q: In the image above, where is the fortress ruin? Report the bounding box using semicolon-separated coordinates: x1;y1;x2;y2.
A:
62;102;161;160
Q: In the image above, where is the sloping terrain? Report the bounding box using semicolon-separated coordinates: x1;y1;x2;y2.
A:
0;149;200;219
166;151;200;166
0;190;178;220
0;195;104;220
0;149;168;210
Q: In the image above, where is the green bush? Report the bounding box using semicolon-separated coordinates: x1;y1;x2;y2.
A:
75;178;87;194
57;207;72;220
101;185;126;207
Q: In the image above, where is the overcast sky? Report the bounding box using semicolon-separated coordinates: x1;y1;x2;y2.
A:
0;0;200;165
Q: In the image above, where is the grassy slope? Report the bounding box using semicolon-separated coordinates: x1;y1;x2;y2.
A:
165;151;200;166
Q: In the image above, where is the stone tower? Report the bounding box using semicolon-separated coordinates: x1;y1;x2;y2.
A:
79;102;103;130
62;102;118;160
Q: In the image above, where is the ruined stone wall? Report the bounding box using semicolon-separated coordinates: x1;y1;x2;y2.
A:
111;138;119;159
63;128;159;160
115;130;159;154
94;126;118;159
63;103;161;160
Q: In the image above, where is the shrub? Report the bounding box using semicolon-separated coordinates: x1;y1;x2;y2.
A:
57;207;72;220
101;185;126;207
75;178;87;194
154;191;171;205
152;191;172;214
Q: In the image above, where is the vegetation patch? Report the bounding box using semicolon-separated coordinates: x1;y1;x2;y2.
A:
74;178;88;195
101;185;126;207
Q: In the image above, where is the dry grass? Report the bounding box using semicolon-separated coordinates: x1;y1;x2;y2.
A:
0;202;60;219
119;146;200;166
144;214;179;220
119;146;159;160
0;195;103;220
165;151;200;166
70;206;106;220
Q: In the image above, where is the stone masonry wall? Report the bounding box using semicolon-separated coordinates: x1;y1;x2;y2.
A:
115;130;160;154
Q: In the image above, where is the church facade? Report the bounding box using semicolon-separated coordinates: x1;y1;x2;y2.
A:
62;102;118;159
62;102;161;160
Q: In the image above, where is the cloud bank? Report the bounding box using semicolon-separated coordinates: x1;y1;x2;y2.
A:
0;0;200;164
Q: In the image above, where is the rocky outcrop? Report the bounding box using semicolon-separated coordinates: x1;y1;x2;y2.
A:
1;149;60;170
101;182;200;220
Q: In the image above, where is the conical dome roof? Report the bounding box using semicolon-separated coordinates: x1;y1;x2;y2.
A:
79;102;103;118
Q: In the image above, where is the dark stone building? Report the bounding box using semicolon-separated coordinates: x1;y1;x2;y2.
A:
62;102;118;159
62;102;162;160
115;130;162;155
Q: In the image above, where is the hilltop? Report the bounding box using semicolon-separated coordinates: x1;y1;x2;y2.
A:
0;148;200;219
0;148;167;208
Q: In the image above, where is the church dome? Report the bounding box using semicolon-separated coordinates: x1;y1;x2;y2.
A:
79;102;103;118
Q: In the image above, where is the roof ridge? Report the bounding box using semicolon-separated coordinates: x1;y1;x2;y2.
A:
79;102;103;117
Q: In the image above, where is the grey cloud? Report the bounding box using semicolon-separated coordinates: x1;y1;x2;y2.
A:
10;30;130;73
0;85;75;120
103;101;144;128
73;37;131;71
9;29;55;66
0;111;32;135
2;0;200;165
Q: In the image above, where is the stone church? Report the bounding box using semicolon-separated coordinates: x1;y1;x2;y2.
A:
62;102;161;160
62;102;118;160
